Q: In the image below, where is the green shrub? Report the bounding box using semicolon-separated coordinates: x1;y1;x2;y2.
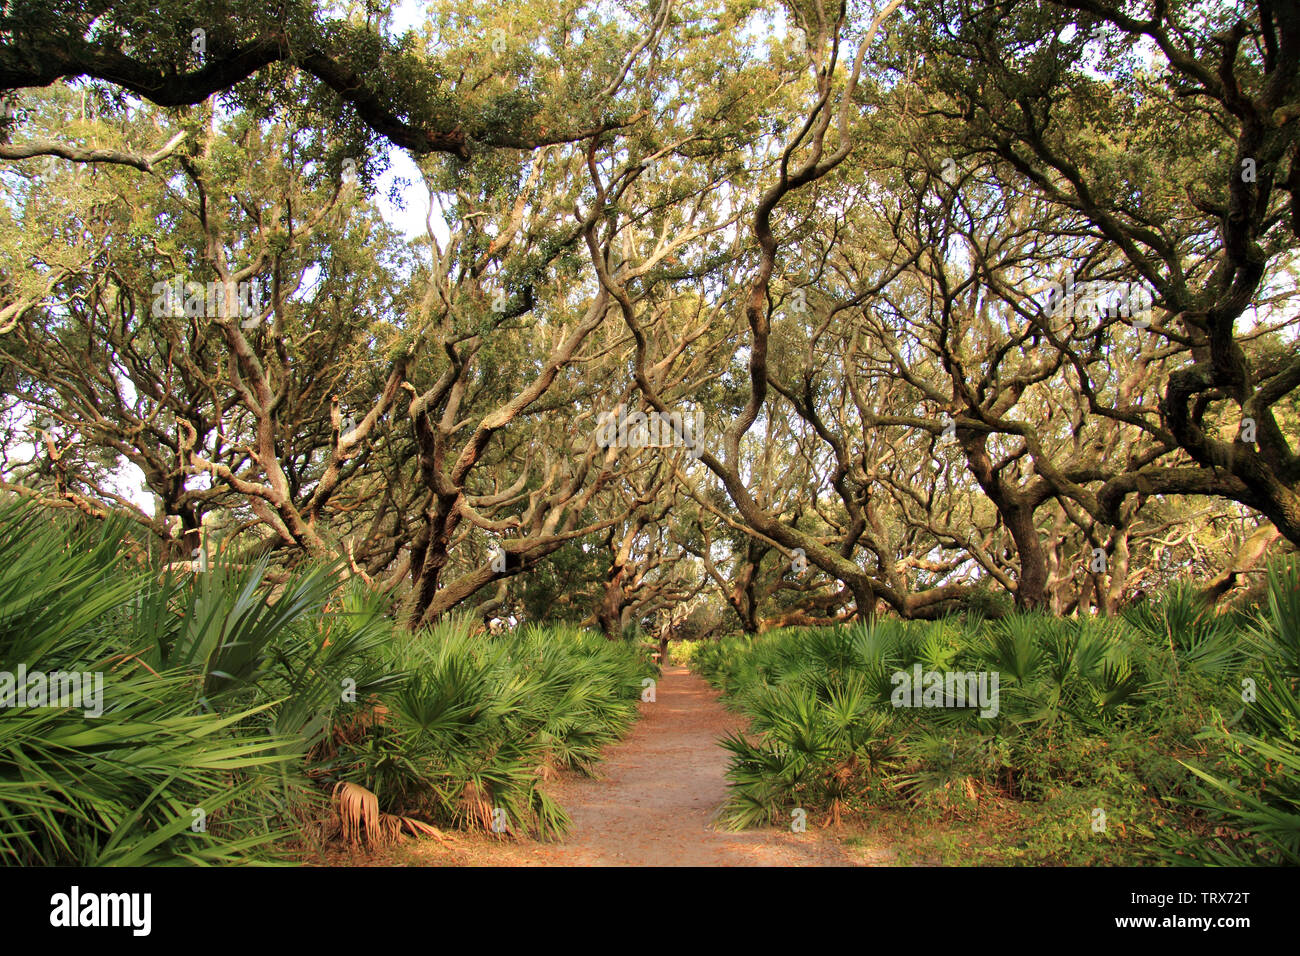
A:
0;502;312;864
0;500;654;862
669;639;702;667
688;595;1275;863
1165;557;1300;864
334;617;655;839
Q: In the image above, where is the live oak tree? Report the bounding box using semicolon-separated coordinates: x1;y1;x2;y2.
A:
0;0;630;162
1;0;1295;630
900;0;1300;546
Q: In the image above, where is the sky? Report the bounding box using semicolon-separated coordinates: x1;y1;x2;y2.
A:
373;0;446;244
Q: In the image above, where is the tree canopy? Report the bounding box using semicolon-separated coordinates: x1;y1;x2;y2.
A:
2;0;1297;635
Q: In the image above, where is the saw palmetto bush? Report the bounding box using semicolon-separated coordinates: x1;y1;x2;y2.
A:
1123;582;1244;681
694;602;1266;859
0;499;409;864
718;674;899;830
334;616;654;839
1164;557;1300;864
0;500;657;860
0;499;658;860
0;503;288;863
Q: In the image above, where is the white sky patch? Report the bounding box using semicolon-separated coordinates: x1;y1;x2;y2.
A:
375;146;450;244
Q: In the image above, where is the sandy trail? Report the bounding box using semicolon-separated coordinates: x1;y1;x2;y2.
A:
482;664;854;866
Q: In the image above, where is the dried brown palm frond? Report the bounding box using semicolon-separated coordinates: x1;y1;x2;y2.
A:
331;781;453;849
333;781;383;847
460;781;495;832
390;815;454;846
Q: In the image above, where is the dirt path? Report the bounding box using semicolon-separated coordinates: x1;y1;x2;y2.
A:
474;665;856;866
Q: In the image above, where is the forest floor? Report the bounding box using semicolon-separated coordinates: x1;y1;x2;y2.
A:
344;664;903;867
